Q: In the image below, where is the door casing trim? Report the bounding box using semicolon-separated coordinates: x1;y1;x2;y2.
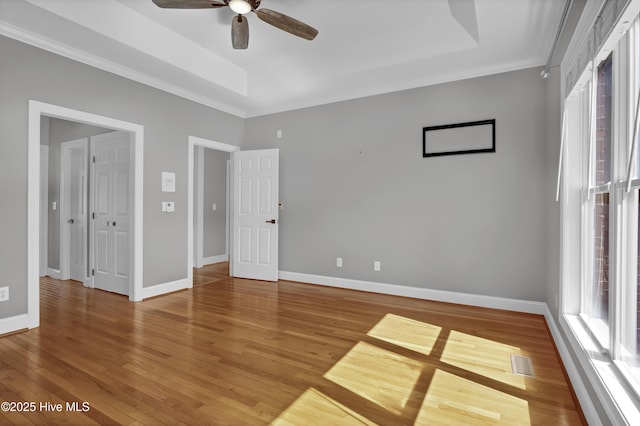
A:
39;145;49;278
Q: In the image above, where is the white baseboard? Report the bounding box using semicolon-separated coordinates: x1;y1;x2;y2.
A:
202;254;228;266
278;271;547;315
0;314;29;336
46;268;60;279
142;278;188;300
543;306;600;425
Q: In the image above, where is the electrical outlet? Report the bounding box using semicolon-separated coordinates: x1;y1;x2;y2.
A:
374;261;381;272
0;286;9;302
336;257;343;268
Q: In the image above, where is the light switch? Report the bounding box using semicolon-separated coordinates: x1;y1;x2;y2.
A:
162;172;176;192
52;201;57;210
212;203;217;211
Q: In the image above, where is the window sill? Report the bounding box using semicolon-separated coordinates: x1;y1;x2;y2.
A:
562;314;640;425
577;313;610;351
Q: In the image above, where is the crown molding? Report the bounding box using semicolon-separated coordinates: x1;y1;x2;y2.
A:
0;22;247;118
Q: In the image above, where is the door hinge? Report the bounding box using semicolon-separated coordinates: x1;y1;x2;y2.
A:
92;156;96;163
91;269;95;276
92;212;95;219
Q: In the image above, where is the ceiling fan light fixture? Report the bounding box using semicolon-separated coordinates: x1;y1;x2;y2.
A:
229;0;252;15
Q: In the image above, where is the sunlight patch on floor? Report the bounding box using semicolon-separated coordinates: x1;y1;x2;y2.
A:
416;369;530;425
324;341;423;415
275;315;536;423
270;388;377;426
367;313;442;356
441;330;526;389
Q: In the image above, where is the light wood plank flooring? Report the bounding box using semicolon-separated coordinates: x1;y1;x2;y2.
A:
0;263;585;425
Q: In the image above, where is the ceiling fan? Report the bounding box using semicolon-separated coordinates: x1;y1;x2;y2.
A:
151;0;318;49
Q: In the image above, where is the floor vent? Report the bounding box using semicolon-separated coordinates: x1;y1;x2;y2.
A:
510;354;535;377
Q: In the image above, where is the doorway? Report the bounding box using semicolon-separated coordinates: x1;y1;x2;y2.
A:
187;136;239;286
193;145;230;268
27;100;144;330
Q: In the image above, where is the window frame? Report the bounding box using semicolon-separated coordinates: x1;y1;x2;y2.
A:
611;17;640;397
579;52;615;351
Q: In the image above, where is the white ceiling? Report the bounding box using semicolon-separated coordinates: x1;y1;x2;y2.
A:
0;0;566;117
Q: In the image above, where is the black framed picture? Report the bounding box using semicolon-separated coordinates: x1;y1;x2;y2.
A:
423;119;495;158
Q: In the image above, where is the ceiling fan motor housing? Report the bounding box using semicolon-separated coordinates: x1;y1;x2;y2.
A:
232;14;249;49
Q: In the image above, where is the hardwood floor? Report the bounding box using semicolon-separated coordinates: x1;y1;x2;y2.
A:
0;263;585;425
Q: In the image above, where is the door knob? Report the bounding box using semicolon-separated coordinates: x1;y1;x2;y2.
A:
67;219;75;224
265;219;277;224
105;221;112;226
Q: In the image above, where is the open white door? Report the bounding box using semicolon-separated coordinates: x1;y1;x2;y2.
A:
91;131;132;296
60;138;88;282
232;149;279;281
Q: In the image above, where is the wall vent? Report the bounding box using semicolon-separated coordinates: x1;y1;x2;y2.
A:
510;354;535;377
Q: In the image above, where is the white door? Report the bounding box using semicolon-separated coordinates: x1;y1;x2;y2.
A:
91;131;131;295
61;138;88;282
232;149;279;281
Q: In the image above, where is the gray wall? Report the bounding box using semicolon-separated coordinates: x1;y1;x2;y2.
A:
246;67;550;301
544;68;563;313
203;149;229;258
0;35;244;319
43;117;112;271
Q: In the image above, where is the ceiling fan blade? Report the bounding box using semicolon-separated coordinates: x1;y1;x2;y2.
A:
152;0;227;9
232;15;249;49
255;9;318;41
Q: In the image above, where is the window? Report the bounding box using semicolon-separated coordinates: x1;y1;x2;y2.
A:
562;14;640;420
